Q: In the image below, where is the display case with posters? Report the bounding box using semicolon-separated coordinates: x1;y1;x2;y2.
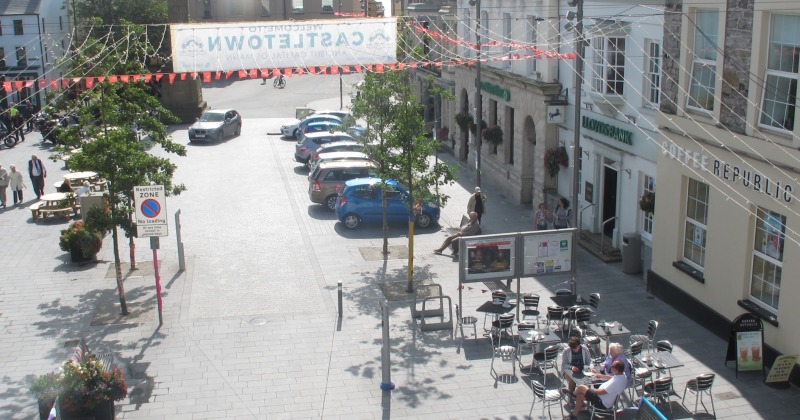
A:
458;234;516;283
521;229;574;276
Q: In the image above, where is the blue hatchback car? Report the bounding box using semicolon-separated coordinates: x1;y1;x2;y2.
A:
335;178;440;229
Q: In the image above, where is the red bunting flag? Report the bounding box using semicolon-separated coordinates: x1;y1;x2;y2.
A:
109;75;118;83
97;76;106;83
202;72;211;82
168;73;176;84
85;78;94;88
120;75;130;83
3;82;11;92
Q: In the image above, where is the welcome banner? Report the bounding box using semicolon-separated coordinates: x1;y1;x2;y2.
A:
171;18;397;73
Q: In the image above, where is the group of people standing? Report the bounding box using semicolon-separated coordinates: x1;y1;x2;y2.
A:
1;100;34;143
0;154;47;207
534;197;571;230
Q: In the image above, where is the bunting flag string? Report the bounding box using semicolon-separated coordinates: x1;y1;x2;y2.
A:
0;50;576;94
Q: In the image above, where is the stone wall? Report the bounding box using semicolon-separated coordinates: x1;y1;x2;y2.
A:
660;1;683;115
719;0;754;134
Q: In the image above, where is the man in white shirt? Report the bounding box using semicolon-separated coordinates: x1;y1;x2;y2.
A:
75;181;92;197
27;154;46;199
567;360;627;420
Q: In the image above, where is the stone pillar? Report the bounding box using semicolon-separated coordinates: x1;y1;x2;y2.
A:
719;0;754;134
162;0;206;123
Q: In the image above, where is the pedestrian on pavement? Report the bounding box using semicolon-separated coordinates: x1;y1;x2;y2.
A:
8;164;25;205
553;197;570;229
28;155;46;198
1;107;14;141
534;202;550;230
9;103;24;142
467;186;487;223
433;211;480;256
0;163;9;207
22;99;34;132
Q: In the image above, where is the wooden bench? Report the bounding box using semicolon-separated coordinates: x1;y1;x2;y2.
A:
38;206;73;222
70;338;114;372
29;201;45;221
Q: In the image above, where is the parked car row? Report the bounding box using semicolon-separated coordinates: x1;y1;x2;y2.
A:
289;126;440;229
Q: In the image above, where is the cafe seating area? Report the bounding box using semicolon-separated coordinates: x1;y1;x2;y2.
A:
30;170;107;223
451;288;714;419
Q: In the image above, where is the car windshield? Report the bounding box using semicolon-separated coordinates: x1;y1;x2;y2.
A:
199;113;224;122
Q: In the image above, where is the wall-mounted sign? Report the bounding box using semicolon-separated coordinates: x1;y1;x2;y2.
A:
582;116;633;145
585;181;594;203
479;81;511;101
547;106;565;124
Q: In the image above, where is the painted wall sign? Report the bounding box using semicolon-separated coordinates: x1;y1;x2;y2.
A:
582;116;633;145
171;18;397;72
662;141;795;204
479;81;511;101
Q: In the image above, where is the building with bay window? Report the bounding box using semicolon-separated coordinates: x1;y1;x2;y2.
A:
652;0;800;381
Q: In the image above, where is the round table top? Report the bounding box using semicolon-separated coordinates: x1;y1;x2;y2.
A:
64;171;97;181
40;192;69;202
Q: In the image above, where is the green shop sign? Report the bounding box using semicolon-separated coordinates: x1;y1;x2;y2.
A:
582;116;633;145
479;81;511;101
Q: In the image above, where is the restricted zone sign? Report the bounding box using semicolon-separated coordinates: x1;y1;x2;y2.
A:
134;185;168;237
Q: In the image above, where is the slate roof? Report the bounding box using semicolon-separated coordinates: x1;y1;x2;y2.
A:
0;0;41;15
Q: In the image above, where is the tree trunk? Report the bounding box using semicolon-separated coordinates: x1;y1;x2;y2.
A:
112;226;129;315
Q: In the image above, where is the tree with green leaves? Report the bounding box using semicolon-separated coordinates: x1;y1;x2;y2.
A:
350;70;456;292
53;20;185;315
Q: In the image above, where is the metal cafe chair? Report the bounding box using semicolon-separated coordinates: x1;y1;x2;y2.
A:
546;305;566;332
630;320;659;354
491;313;516;345
588;394;618;420
643;376;675;415
490;336;517;378
529;379;564;420
455;304;478;341
682;373;716;416
520;294;541;328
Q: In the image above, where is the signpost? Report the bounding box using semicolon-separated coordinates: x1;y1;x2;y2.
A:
134;185;168;325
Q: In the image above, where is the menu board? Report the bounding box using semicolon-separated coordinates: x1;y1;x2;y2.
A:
521;230;573;276
736;331;763;371
460;236;516;282
765;354;798;385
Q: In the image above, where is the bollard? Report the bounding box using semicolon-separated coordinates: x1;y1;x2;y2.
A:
337;281;343;317
175;210;186;272
379;300;395;391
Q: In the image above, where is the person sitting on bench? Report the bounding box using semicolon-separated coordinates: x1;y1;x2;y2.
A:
433;211;480;256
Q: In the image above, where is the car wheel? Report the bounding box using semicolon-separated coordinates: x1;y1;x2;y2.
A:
416;213;432;228
235;124;241;136
325;195;338;211
343;214;360;229
293;129;300;140
217;131;224;142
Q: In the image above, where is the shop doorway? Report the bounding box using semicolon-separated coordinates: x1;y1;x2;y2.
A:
602;159;619;238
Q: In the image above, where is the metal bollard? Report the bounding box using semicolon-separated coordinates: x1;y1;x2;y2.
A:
380;300;395;391
337;281;343;317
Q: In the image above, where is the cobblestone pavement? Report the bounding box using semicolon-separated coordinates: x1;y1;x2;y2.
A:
0;94;798;419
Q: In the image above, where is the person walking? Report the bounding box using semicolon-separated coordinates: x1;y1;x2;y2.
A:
467;186;487;224
22;100;34;132
9;103;24;142
0;164;8;208
1;107;14;142
534;202;550;230
553;197;570;229
8;164;25;205
28;155;46;199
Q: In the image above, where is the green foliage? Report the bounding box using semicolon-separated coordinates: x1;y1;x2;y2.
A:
59;220;103;258
32;358;127;409
639;191;655;214
483;126;503;146
544;146;569;177
455;112;473;132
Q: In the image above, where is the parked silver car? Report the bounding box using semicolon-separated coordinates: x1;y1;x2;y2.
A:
188;109;242;142
294;131;355;163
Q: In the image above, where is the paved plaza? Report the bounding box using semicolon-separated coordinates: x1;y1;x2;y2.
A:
0;91;798;419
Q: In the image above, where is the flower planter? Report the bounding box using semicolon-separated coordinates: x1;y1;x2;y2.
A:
57;399;115;420
69;244;95;263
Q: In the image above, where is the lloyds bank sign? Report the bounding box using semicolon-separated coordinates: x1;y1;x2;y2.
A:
582;116;633;145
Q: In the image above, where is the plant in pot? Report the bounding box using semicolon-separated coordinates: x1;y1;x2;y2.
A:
31;358;127;420
468;119;488;136
639;190;655;214
544;146;569;177
58;207;108;262
455;112;473;133
483;125;503;146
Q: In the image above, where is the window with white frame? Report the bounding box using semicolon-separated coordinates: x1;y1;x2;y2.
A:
687;9;719;111
503;13;512;69
683;178;709;269
591;37;625;95
759;14;800;132
527;16;537;76
321;0;333;13
641;175;655;236
750;207;785;311
292;0;304;13
202;0;211;18
645;41;661;106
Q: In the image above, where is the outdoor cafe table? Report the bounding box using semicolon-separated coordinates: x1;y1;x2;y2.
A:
633;351;684;377
475;300;516;330
550;294;589;307
563;368;609;388
40;192;70;206
518;328;561;373
587;322;632;355
63;171;98;183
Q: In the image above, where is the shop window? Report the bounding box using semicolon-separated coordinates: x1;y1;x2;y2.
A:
591;37;625;95
645;41;661;107
322;0;333;14
759;14;800;132
682;178;709;270
687;9;719;112
641;175;655;238
15;47;26;66
750;208;785;312
292;0;304;14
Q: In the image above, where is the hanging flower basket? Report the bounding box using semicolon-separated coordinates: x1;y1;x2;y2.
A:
544;146;569;177
640;191;655;213
483;126;503;146
455;112;473;132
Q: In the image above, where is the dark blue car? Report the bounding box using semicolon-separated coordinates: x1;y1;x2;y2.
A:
335;178;440;229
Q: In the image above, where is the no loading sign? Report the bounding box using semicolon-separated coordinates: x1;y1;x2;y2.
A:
134;185;168;237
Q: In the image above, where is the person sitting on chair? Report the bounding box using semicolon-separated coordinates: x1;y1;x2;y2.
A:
433;211;480;256
561;336;593;392
566;360;627;420
602;342;632;387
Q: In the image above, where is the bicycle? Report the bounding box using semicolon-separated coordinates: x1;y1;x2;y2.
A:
273;74;286;89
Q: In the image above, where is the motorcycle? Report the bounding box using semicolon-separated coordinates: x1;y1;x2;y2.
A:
35;111;79;145
0;125;14;148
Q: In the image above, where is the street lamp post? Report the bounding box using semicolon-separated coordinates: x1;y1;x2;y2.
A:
567;0;584;294
470;0;482;188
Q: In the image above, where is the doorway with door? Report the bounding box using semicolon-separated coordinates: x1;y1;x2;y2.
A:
601;158;619;239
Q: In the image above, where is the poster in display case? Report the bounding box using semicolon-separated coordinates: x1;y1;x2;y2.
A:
521;229;574;276
459;235;516;283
